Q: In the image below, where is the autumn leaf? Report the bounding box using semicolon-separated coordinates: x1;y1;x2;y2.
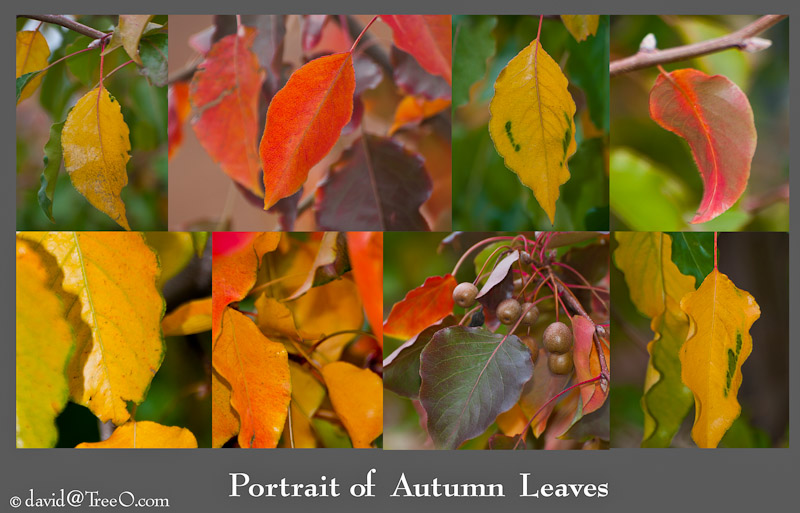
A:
614;232;696;447
212;232;281;341
560;15;599;42
214;308;291;448
389;95;451;134
16;30;50;104
260;52;355;210
650;69;757;224
76;421;197;448
419;326;533;449
381;15;452;84
680;268;760;448
322;361;383;448
162;297;212;336
168;83;190;159
109;15;154;65
519;345;571;437
384;274;457;340
489;38;577;224
191;27;264;196
18;232;164;426
16;239;75;448
144;232;194;289
572;316;608;414
286;232;351;300
286;362;326;448
315;135;432;231
391;46;451;100
212;370;239;448
346;232;383;345
61;86;132;230
476;250;517;330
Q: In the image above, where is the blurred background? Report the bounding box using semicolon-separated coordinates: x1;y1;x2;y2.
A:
610;15;789;231
611;232;789;448
16;15;168;231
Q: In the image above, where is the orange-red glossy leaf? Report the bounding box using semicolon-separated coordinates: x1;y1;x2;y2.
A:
384;274;457;340
76;421;197;448
168;82;190;160
381;15;451;84
212;232;281;341
389;95;451;134
260;52;355;210
190;27;264;196
322;361;383;448
214;308;291;448
347;232;383;346
650;69;756;224
572;316;609;415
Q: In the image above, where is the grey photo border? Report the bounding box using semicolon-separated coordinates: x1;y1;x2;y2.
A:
5;2;796;512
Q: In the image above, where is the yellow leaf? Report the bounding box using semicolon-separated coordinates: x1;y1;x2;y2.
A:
116;15;154;65
489;38;576;223
283;362;326;448
76;421;197;448
496;403;528;437
680;268;760;448
322;362;382;448
62;86;132;230
162;297;211;336
18;232;164;426
16;30;50;103
560;15;599;42
212;370;239;448
16;239;75;448
144;232;195;289
214;307;291;448
614;232;695;447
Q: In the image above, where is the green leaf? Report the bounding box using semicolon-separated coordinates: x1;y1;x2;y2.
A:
38;120;66;223
610;148;689;230
65;36;94;86
138;33;168;87
16;71;42;103
565;15;609;130
669;232;713;287
452;15;497;107
40;61;81;121
419;326;533;449
384;317;456;399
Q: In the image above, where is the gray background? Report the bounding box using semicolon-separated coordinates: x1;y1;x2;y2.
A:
6;2;796;512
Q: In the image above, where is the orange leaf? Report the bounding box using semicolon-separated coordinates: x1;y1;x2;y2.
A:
384;274;457;340
190;27;264;196
168;82;190;159
162;297;211;336
76;421;197;448
212;370;239;448
381;15;452;84
572;316;609;414
322;361;382;448
212;233;281;341
389;95;451;135
214;308;291;448
650;69;756;224
260;53;355;210
346;232;383;346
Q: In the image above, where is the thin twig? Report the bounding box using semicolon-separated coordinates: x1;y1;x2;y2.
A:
19;14;108;40
610;14;787;77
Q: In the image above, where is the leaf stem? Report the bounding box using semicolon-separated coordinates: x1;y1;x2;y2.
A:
309;329;377;351
610;15;787;77
350;15;379;54
714;231;718;270
100;59;134;83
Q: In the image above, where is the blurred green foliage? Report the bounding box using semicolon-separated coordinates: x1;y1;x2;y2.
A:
453;15;609;231
16;15;168;230
610;15;789;231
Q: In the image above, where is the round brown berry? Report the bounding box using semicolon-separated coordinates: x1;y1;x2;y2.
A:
453;282;478;308
520;303;540;326
548;351;573;375
513;277;525;294
496;298;521;325
520;335;539;363
543;321;572;354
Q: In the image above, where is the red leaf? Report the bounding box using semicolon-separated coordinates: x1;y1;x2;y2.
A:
649;69;756;224
314;135;431;230
190;28;264;196
347;232;383;346
572;316;608;415
384;274;457;340
168;83;190;160
382;15;452;84
260;53;356;210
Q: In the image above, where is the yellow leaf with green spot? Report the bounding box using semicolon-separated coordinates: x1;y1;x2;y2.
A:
16;30;50;103
17;232;164;426
62;86;132;230
76;421;197;448
489;39;576;223
680;268;760;448
16;239;75;448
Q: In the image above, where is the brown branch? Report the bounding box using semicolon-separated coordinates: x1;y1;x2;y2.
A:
610;14;787;77
19;14;108;40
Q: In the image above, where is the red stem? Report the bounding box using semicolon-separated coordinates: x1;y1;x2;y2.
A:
714;232;718;269
350;15;379;53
